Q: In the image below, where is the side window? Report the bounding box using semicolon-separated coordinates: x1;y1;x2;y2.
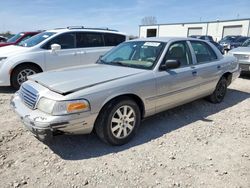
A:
44;33;75;49
164;41;192;67
20;35;33;42
76;32;104;48
18;35;33;44
104;33;126;46
190;41;217;63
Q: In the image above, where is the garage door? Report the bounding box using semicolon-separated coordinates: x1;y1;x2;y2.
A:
187;27;202;36
223;25;242;37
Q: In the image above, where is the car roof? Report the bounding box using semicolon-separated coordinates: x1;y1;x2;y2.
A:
17;31;41;34
46;28;126;36
131;37;205;43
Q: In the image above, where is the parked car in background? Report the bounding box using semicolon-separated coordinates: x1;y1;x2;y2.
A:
190;35;224;54
0;36;7;42
11;37;240;145
219;35;242;52
190;35;214;41
0;27;127;89
242;38;250;47
230;36;249;49
229;38;250;74
0;31;41;47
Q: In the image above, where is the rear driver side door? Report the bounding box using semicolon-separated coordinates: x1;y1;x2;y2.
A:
189;40;222;95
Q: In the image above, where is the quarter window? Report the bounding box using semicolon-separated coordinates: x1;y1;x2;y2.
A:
190;41;217;63
164;41;192;67
76;32;104;48
104;33;126;46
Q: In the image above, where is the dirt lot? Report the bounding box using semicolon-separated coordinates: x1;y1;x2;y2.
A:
0;76;249;188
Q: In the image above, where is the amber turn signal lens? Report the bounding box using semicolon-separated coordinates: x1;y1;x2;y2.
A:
67;102;88;112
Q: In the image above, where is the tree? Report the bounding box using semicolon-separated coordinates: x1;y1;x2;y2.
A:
0;31;12;38
141;16;157;25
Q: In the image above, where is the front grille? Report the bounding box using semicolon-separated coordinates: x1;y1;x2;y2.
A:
240;64;250;71
234;54;250;61
19;84;39;109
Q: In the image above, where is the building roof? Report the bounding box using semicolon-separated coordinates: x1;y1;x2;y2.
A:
139;18;250;27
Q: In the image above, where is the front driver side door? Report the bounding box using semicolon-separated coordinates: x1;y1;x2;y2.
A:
155;41;201;113
43;32;81;71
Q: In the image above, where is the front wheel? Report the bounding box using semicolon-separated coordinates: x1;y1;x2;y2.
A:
95;98;141;146
11;65;41;89
207;77;228;103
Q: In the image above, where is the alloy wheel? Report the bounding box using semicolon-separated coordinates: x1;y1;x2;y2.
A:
110;105;136;139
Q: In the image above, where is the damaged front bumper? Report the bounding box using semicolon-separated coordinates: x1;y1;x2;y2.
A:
10;93;98;141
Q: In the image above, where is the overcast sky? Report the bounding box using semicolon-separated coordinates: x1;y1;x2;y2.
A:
0;0;249;35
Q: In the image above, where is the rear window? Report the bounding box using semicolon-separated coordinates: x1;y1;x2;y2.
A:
104;33;126;46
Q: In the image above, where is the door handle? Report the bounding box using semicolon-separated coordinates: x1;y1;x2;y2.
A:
217;65;221;69
74;51;83;56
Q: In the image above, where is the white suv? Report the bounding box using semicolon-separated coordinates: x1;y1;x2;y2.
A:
0;27;127;89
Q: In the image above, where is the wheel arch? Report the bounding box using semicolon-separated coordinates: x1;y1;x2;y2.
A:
10;62;43;78
11;62;43;73
99;93;146;119
221;72;232;86
10;62;44;88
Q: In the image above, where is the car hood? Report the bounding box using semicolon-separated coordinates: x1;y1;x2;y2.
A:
230;47;250;54
29;64;147;94
0;45;30;56
0;42;13;47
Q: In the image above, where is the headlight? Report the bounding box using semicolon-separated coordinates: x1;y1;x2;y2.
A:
37;97;90;115
0;57;7;62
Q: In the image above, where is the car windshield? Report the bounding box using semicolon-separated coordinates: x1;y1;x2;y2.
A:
7;32;24;43
99;41;165;70
235;37;248;43
242;39;250;47
18;32;56;47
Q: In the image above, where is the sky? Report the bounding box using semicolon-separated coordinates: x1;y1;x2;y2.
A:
0;0;249;35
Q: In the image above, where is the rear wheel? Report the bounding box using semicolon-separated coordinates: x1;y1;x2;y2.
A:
95;98;141;145
11;65;41;89
207;77;228;103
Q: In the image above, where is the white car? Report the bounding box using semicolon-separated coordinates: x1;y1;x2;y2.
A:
0;27;127;89
229;38;250;74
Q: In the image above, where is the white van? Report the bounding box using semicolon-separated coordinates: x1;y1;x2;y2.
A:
0;27;127;89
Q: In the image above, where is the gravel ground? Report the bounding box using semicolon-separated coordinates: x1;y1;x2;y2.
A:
0;76;249;188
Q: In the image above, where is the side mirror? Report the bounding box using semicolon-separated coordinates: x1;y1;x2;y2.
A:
160;59;181;71
51;44;61;52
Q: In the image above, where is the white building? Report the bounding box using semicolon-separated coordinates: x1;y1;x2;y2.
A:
139;18;250;42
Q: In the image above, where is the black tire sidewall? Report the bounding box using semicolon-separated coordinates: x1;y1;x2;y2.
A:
103;99;141;145
212;77;227;103
11;65;40;89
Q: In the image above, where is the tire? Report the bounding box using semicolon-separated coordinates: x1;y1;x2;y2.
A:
11;64;41;90
207;77;228;103
95;98;141;146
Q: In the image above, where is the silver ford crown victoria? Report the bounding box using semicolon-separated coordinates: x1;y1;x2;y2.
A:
11;37;240;145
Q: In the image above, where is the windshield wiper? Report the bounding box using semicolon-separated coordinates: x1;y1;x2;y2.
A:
110;61;130;67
